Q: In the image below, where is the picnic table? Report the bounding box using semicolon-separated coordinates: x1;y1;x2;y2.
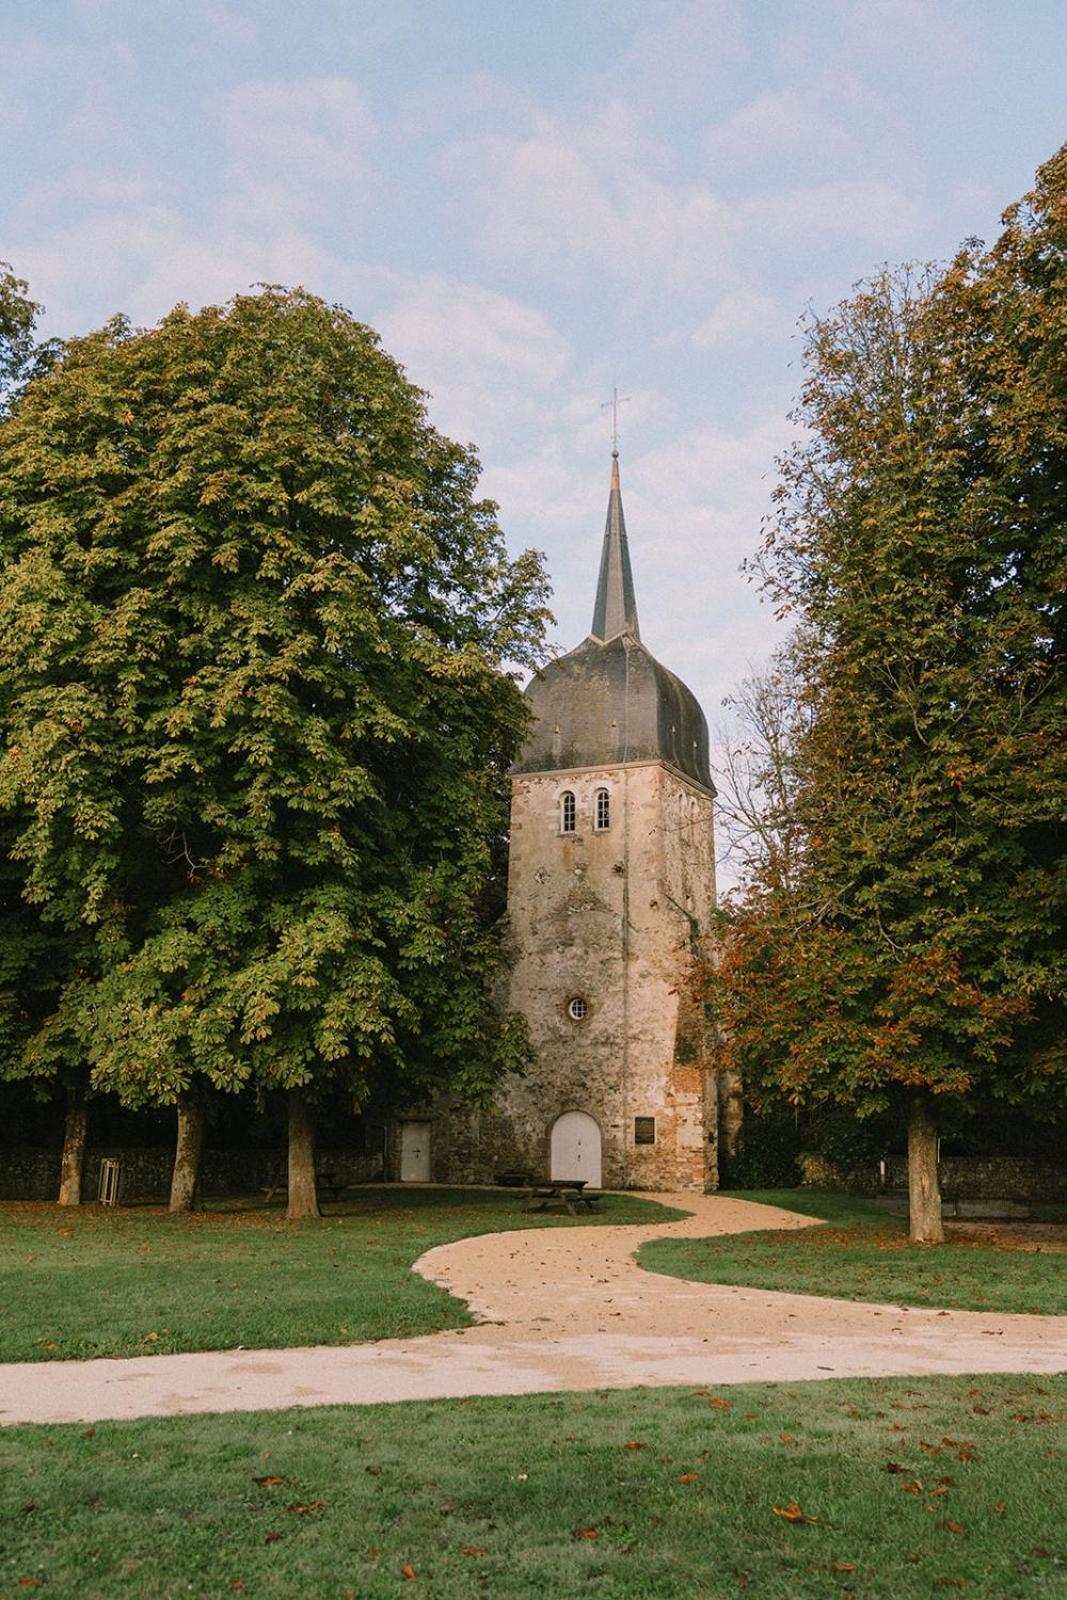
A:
521;1179;603;1216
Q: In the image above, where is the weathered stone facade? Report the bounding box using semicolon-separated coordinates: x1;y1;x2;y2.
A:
421;454;721;1193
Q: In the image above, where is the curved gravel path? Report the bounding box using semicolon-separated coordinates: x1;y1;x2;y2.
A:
2;1193;1065;1426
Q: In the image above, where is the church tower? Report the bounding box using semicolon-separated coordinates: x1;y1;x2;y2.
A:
488;452;720;1191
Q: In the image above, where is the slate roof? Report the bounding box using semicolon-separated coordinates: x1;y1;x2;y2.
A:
514;455;714;793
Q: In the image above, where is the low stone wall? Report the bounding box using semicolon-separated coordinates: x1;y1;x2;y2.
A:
798;1150;1067;1203
0;1145;384;1203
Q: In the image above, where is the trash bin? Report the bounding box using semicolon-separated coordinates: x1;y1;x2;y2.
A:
98;1157;121;1206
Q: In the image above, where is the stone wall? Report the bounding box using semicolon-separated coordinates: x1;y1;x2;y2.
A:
799;1150;1067;1203
436;759;718;1191
0;1145;384;1203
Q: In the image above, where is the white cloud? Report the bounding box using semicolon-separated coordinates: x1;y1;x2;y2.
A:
747;179;922;245
691;289;778;348
434;102;736;290
220;77;377;226
377;276;570;450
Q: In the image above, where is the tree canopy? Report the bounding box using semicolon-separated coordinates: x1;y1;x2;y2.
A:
0;288;550;1158
713;147;1066;1238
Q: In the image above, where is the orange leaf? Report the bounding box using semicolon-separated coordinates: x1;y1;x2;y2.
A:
832;1561;857;1572
677;1472;699;1484
938;1520;966;1535
460;1547;486;1557
401;1565;417;1580
773;1502;817;1524
287;1501;323;1515
624;1441;644;1450
253;1476;285;1487
574;1528;598;1539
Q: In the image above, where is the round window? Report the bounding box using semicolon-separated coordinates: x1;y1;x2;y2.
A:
567;997;588;1021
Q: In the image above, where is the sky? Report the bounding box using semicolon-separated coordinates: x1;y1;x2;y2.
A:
1;0;1065;772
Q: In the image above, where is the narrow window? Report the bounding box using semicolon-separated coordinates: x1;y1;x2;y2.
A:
560;791;576;833
594;787;610;831
634;1116;656;1146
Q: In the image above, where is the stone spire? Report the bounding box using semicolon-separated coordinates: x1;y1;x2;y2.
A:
590;452;640;643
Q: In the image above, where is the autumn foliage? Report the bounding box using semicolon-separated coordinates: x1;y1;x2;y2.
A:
711;147;1067;1238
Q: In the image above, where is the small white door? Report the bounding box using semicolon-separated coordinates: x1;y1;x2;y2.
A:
550;1111;602;1187
399;1121;432;1182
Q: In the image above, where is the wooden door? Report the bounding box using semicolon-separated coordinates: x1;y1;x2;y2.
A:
550;1111;602;1186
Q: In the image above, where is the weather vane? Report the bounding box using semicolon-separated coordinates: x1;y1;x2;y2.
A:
601;384;631;456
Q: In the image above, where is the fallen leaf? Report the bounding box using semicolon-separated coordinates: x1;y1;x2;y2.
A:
264;1533;284;1544
937;1520;966;1535
624;1441;644;1450
143;1331;159;1342
831;1560;857;1572
900;1480;924;1495
460;1547;486;1557
677;1472;699;1484
707;1397;732;1409
993;1502;1005;1514
20;1503;37;1514
287;1502;324;1516
779;1433;797;1444
574;1527;598;1539
81;1428;95;1440
252;1476;285;1487
773;1502;818;1524
885;1461;909;1474
401;1565;416;1580
365;1465;382;1476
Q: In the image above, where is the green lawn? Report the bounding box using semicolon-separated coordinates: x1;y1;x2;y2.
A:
0;1187;687;1364
639;1191;1067;1315
2;1376;1064;1598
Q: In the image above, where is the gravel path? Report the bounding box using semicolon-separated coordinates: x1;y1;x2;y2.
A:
3;1193;1065;1426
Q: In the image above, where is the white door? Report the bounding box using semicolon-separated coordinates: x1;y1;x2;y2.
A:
399;1121;432;1182
550;1111;602;1187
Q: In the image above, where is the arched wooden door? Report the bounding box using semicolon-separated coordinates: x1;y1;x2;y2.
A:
550;1111;602;1187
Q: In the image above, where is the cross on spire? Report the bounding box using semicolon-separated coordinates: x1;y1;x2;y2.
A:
601;384;631;457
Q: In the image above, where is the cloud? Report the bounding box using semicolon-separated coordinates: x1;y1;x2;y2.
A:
434;102;737;291
220;77;377;226
747;179;922;245
377;276;570;450
691;289;778;348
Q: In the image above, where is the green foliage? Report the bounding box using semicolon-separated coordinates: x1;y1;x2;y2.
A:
714;148;1067;1135
2;1378;1065;1598
0;261;40;407
719;1104;801;1189
0;288;550;1111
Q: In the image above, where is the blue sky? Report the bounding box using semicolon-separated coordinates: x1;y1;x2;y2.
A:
2;0;1065;752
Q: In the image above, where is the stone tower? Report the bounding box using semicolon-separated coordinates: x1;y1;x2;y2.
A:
443;453;719;1192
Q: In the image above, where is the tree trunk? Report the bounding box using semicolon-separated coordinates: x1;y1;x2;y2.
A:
719;1068;744;1162
907;1090;943;1245
287;1089;320;1220
169;1090;205;1213
58;1084;88;1207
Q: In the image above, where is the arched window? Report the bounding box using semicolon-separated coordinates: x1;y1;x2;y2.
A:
559;791;576;833
594;787;610;831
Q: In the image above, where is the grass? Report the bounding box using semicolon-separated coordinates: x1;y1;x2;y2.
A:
0;1187;687;1364
1;1376;1064;1598
639;1190;1067;1315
